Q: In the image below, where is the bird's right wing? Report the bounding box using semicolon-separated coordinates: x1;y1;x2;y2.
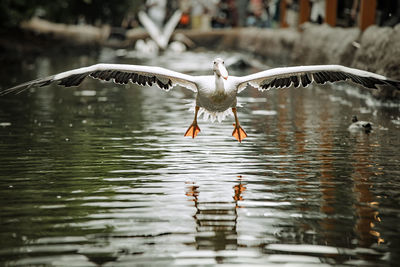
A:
1;63;198;95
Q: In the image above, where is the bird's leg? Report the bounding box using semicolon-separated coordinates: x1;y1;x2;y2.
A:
184;106;201;138
232;107;248;142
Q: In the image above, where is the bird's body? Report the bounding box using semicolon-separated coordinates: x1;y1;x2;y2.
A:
2;58;400;142
195;75;237;113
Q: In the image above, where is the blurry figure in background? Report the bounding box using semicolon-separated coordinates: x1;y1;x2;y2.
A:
77;15;86;25
166;0;180;19
310;0;325;24
285;0;298;27
122;12;139;29
228;0;239;27
273;0;281;26
270;0;297;28
134;39;159;56
191;0;217;30
179;0;192;28
349;0;359;26
146;0;167;28
191;0;204;29
349;0;400;28
336;0;357;27
246;0;274;27
377;0;400;26
212;0;237;28
268;0;280;27
213;0;229;28
235;0;248;27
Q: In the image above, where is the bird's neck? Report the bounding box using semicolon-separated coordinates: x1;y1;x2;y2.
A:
214;73;225;93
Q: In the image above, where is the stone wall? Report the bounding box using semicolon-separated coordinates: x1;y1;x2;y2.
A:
351;24;400;80
291;23;360;67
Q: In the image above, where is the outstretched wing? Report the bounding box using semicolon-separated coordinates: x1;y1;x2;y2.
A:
236;65;400;92
1;63;198;95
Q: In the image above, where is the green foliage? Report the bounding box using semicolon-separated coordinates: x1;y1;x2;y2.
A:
0;0;144;28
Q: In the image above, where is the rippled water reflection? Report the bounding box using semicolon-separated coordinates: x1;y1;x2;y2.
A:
1;50;400;266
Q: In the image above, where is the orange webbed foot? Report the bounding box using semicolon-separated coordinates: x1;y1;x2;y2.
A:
184;123;201;138
232;123;248;143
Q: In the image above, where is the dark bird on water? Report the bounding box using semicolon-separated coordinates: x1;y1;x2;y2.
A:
348;115;373;133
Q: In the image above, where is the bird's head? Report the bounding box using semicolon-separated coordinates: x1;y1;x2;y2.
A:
352;115;358;123
213;58;228;80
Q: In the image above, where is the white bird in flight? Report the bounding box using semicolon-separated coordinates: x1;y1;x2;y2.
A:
2;58;399;142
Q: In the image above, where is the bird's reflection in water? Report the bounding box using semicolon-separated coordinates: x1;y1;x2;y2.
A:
185;177;247;260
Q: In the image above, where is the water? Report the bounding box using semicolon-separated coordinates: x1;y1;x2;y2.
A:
0;49;400;266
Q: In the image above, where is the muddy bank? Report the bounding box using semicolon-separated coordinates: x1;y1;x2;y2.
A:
20;17;110;45
0;18;107;64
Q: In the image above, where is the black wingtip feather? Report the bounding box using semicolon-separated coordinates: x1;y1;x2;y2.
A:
0;76;55;95
300;74;311;87
291;76;300;87
385;79;400;90
58;74;87;87
313;72;327;84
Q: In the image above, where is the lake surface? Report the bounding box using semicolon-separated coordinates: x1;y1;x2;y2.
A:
0;49;400;266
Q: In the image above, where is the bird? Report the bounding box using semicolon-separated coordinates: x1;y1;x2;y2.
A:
348;115;373;133
2;58;400;142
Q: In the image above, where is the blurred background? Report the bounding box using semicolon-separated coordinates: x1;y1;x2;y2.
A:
1;0;400;29
1;0;400;86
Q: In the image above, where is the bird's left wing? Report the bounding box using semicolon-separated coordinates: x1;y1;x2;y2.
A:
1;63;198;95
236;65;400;93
